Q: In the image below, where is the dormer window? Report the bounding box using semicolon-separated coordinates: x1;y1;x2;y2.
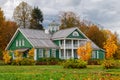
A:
72;31;79;36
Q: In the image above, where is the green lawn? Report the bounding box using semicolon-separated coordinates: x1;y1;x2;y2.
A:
0;65;120;80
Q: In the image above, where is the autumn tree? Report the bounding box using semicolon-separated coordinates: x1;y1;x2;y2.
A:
0;21;18;50
103;30;118;59
114;41;120;59
77;42;92;61
13;1;32;28
59;11;80;29
0;7;18;52
30;7;44;30
0;8;5;27
3;51;11;64
0;8;5;54
86;25;106;48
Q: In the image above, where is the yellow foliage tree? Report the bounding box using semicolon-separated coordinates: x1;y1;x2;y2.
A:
104;34;118;59
14;50;22;65
28;48;34;58
77;42;92;61
3;51;11;64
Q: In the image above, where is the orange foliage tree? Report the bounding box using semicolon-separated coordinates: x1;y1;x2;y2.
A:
104;30;118;59
77;42;92;61
3;51;11;64
0;8;18;51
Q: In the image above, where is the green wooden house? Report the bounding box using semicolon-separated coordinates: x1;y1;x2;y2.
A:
6;27;105;60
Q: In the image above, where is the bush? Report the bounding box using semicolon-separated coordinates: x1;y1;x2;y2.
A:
11;58;35;65
0;60;5;65
102;59;120;69
20;58;35;65
36;58;62;65
88;59;103;65
0;49;3;60
63;59;87;69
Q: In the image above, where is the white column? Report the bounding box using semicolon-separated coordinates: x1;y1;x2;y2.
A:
97;51;99;59
34;49;37;60
59;49;61;59
64;39;66;59
59;40;61;59
71;40;74;59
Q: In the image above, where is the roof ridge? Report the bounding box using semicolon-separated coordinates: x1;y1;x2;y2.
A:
18;28;45;32
58;27;77;31
27;37;50;39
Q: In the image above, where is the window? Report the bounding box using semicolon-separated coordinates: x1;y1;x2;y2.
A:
97;51;99;59
51;49;56;57
72;31;79;36
45;49;50;57
16;40;18;47
19;40;21;46
61;40;64;46
22;39;25;46
38;49;43;58
92;51;96;58
73;40;78;47
66;50;72;59
61;50;64;58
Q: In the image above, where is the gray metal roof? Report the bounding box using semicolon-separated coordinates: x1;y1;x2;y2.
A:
79;40;100;50
19;28;59;49
52;27;77;39
20;29;50;39
19;28;102;50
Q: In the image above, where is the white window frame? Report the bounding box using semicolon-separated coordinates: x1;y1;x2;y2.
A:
16;40;18;47
45;49;50;57
38;49;43;58
52;49;56;57
22;39;25;46
96;51;99;59
72;31;79;36
92;51;96;58
19;40;21;46
66;49;72;59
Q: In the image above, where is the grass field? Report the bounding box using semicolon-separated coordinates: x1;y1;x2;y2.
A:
0;65;120;80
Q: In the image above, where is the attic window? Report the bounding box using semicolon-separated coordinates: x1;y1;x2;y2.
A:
19;40;21;46
72;31;79;36
16;40;18;47
22;39;25;46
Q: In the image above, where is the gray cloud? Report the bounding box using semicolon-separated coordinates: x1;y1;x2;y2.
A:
0;0;7;6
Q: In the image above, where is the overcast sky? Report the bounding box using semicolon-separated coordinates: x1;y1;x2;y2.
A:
0;0;120;35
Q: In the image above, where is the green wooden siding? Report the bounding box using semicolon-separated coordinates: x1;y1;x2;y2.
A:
56;49;59;58
36;48;59;60
7;31;33;50
53;40;59;46
98;50;105;59
91;50;105;60
67;29;86;39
